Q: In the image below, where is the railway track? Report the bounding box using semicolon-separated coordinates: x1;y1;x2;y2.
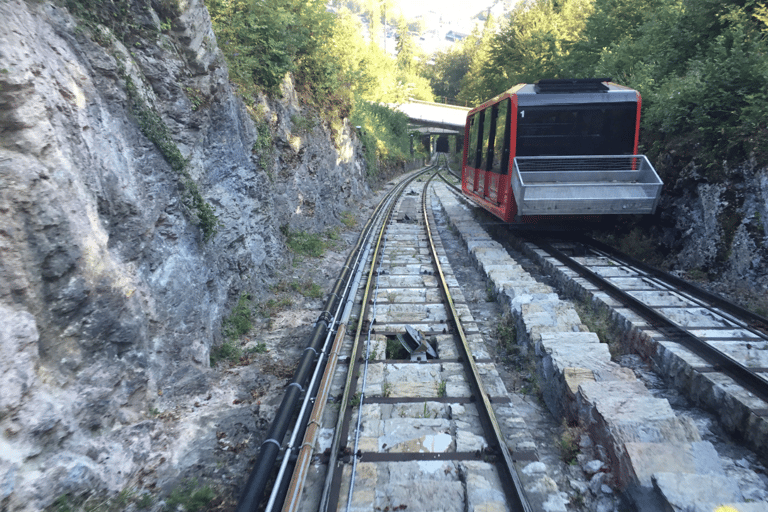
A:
238;167;533;512
516;233;768;460
438;166;768;453
434;169;768;509
314;169;530;512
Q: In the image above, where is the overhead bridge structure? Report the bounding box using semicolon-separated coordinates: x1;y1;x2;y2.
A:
389;99;470;155
391;99;470;132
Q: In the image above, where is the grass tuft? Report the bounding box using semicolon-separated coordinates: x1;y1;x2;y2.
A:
222;292;252;339
558;420;582;465
164;479;215;512
210;340;243;366
282;226;326;258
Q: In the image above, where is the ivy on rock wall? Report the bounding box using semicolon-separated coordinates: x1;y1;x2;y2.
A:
64;0;220;242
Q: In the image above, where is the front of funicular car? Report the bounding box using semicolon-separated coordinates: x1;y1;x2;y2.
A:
508;78;662;220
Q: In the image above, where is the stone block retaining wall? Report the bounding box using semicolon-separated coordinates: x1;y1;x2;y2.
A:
432;183;766;512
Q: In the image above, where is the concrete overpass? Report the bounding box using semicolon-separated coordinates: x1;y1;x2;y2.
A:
383;99;471;156
391;99;470;133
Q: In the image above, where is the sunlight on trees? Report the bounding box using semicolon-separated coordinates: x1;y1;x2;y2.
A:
426;0;768;166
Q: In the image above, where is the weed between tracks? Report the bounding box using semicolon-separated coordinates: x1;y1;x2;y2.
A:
495;314;541;398
558;420;583;465
496;314;519;360
385;336;409;360
573;299;625;358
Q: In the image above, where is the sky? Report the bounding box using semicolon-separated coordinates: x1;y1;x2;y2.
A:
381;0;504;54
394;0;498;21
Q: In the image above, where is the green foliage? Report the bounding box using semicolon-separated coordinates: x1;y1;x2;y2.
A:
222;292;252;339
46;488;153;512
290;279;323;299
559;420;582;465
248;342;268;354
291;113;315;134
758;3;768;30
395;19;416;72
207;0;350;112
164;480;215;512
184;87;205;111
282;226;326;257
210;340;243;366
481;0;594;98
427;46;472;102
136;493;153;509
328;9;432;104
485;284;496;302
206;0;306;91
437;380;447;397
573;299;623;357
386;336;409;359
65;0;138;42
248;106;275;177
454;16;500;105
123;74;219;241
686;268;708;282
50;494;72;512
340;210;356;228
351;100;413;177
258;297;294;317
207;2;425;164
496;315;518;353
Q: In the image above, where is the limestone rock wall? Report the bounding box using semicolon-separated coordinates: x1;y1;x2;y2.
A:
0;0;368;509
655;157;768;296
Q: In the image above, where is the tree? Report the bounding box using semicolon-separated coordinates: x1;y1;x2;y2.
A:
456;14;499;103
479;0;594;91
428;47;471;101
395;19;416;72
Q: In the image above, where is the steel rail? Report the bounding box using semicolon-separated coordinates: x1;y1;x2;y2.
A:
583;250;768;343
422;172;532;512
579;235;768;334
270;226;379;512
343;197;388;511
318;167;434;512
529;236;768;407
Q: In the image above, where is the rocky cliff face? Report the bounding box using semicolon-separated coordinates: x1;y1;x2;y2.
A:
648;155;768;306
0;0;368;509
